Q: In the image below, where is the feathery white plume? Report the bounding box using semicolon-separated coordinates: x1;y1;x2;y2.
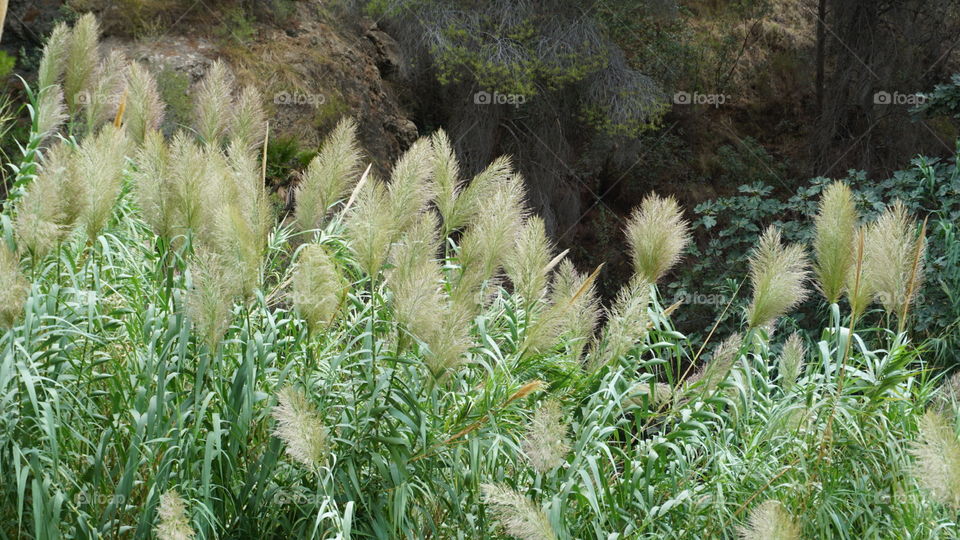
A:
155;490;195;540
273;387;329;468
481;484;557;540
521;400;570;474
737;500;801;540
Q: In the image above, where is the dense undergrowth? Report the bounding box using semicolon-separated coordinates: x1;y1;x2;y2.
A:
2;15;960;540
673;157;960;366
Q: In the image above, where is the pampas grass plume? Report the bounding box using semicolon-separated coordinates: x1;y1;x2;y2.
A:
548;260;600;359
453;172;527;311
35;85;67;144
125;62;164;145
345;178;397;277
15;143;81;256
155;490;195;540
862;201;925;316
83;50;127;134
134;130;173;238
504;216;553;305
586;278;650;371
35;22;70;140
193;60;232;146
388;213;472;376
186;250;239;350
625;193;690;283
453;156;515;232
77;125;130;241
745;226;809;329
63;13;100;116
844;228;872;318
386;137;435;234
813;181;857;303
294;117;362;231
686;334;743;394
778;332;806;392
230;85;267;153
37;22;69;91
481;484;557;540
737;500;801;540
0;245;28;328
428;129;462;235
911;409;960;509
273;387;329;468
207;141;273;296
292;244;346;330
521;400;570;473
521;259;601;358
630;381;673;408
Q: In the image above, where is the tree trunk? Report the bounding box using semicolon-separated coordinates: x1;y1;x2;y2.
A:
815;0;827;116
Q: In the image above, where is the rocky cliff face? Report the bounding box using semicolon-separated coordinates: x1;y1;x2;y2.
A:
4;0;418;173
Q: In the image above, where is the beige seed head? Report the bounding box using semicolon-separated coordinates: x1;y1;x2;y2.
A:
124;62;164;145
813;181;858;303
0;245;28;328
15;143;79;257
83;50;127;135
448;155;515;234
155;490;194;540
273;387;329;468
911;409;960;509
229;85;267;153
685;333;743;394
155;490;195;540
291;243;347;331
737;500;801;540
745;226;809;329
548;260;600;360
388;213;472;377
624;193;691;284
37;22;70;91
63;13;100;116
294;118;362;231
844;228;872;318
386;137;436;234
777;332;806;392
453;172;527;312
629;381;673;408
185;250;239;350
521;400;571;474
481;484;557;540
503;216;553;305
862;201;925;316
586;277;650;371
76;125;130;241
193;60;233;147
344;178;397;277
428;129;463;235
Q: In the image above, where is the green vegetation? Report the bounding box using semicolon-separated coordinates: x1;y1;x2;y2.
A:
3;13;960;540
674;153;960;367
